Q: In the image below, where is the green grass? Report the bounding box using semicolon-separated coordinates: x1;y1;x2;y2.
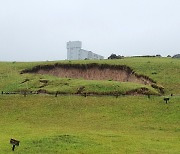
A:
0;95;179;153
0;57;179;153
60;57;180;94
0;57;179;95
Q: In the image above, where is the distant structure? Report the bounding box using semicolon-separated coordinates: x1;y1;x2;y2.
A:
67;41;104;60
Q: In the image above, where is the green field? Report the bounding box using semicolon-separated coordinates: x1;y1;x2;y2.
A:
0;57;180;153
0;95;179;153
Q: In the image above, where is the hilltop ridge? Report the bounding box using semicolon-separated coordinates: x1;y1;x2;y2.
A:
0;57;179;95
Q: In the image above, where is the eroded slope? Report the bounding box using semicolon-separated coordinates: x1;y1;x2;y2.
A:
21;63;164;94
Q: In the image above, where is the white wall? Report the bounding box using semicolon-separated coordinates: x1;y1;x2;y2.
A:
67;41;104;60
67;41;82;60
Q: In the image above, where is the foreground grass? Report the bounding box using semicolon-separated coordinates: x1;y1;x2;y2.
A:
0;95;179;153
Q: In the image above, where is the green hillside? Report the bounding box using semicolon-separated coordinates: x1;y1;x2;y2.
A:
0;57;179;95
0;57;180;153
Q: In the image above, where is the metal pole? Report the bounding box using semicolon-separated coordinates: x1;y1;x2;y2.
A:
12;145;15;151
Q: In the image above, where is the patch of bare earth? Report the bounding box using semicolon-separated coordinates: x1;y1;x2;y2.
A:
21;63;164;94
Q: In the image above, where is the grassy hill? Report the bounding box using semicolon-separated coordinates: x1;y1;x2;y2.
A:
0;57;179;153
0;57;179;95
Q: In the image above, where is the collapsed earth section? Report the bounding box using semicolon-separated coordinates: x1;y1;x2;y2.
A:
21;63;164;95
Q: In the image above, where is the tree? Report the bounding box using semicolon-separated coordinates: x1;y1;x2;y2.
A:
156;54;161;57
108;54;123;59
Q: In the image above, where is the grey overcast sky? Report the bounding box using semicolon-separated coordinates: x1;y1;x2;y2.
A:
0;0;180;61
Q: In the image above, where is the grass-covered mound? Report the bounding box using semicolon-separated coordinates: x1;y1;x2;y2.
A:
0;57;179;95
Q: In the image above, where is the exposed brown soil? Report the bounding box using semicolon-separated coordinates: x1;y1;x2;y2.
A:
21;63;164;93
125;87;150;95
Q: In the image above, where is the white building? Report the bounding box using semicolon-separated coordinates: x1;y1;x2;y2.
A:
67;41;104;60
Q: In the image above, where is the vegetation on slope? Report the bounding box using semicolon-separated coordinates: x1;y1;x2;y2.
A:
61;57;179;95
0;57;179;95
0;95;179;153
0;57;179;153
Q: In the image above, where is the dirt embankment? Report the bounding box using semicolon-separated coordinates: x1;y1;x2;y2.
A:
21;63;164;93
